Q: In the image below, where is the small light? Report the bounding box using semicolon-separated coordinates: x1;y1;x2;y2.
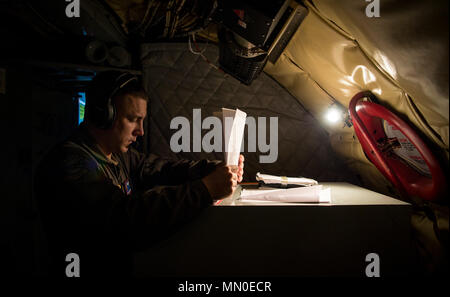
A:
326;107;342;123
324;103;352;127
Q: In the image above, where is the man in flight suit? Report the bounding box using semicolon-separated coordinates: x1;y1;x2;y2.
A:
34;71;244;277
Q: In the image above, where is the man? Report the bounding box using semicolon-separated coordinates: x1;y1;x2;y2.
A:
34;71;244;277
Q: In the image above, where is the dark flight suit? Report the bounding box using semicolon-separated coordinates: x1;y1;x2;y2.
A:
34;124;219;277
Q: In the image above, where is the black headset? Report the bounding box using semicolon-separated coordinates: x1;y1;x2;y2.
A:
86;71;138;129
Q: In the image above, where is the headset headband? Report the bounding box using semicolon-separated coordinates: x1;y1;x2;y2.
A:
109;72;138;101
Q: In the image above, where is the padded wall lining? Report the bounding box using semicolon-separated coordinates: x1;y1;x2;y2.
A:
141;43;359;184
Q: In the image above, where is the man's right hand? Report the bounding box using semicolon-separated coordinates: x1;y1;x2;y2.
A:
201;163;237;200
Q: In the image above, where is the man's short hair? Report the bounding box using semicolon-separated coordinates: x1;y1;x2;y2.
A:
113;76;149;103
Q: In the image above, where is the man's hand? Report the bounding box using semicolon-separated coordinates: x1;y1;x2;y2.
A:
237;154;244;183
201;163;238;200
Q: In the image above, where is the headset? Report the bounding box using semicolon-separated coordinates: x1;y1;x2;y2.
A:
86;71;139;129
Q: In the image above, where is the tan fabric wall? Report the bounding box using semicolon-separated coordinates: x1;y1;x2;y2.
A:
309;0;449;148
264;0;448;198
264;1;449;273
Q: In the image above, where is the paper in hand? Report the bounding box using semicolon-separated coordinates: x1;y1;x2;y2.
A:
216;108;247;166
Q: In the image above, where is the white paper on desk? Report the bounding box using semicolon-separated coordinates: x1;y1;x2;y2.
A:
256;172;318;186
240;185;331;203
219;108;247;166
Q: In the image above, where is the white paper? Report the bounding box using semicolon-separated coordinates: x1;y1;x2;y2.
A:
256;172;318;186
240;185;331;203
221;108;247;166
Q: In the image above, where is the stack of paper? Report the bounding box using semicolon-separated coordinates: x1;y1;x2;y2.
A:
256;172;318;187
240;185;331;203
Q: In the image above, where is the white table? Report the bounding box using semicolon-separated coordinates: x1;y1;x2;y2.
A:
134;183;413;277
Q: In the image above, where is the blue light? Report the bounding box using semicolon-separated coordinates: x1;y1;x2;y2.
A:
78;92;86;125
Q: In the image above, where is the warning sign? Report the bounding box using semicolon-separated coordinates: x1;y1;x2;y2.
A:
383;120;431;176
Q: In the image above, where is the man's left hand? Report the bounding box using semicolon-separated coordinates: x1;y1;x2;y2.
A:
237;154;244;183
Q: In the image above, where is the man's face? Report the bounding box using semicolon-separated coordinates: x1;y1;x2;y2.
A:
108;95;147;153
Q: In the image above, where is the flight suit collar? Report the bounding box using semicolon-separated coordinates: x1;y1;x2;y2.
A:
76;123;119;166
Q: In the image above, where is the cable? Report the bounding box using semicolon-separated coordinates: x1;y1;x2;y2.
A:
129;0;155;34
143;2;162;33
188;33;224;73
163;0;175;38
188;33;207;55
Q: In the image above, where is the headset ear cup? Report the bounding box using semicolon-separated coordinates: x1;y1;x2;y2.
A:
87;71;138;129
108;100;116;128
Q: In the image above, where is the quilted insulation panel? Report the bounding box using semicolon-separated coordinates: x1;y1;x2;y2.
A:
141;43;358;183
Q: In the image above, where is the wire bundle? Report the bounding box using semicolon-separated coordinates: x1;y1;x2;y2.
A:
123;0;214;40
